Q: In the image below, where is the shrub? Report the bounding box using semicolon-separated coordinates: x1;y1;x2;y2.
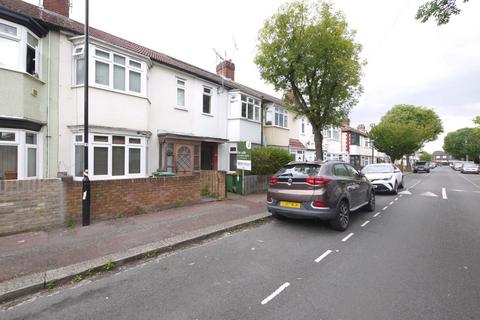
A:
251;147;292;175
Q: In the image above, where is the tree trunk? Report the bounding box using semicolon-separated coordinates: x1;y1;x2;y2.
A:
313;127;324;161
406;155;411;172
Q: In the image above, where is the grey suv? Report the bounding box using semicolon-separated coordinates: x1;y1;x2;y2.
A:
267;161;375;231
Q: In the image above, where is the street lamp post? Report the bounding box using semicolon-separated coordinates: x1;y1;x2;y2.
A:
82;0;91;226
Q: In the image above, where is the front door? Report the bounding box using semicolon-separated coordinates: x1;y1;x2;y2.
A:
175;144;193;175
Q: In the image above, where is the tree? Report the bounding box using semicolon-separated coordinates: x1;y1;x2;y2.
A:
369;122;424;165
474;116;480;126
444;128;480;163
255;1;364;160
369;104;443;168
381;104;443;146
419;151;432;161
416;0;469;25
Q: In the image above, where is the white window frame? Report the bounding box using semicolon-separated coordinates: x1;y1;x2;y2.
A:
241;94;260;122
202;86;212;115
0;18;42;78
176;78;187;108
0;129;42;180
83;45;147;96
72;133;146;180
274;106;288;128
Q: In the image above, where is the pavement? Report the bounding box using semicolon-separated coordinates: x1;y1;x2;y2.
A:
0;192;270;303
3;167;480;319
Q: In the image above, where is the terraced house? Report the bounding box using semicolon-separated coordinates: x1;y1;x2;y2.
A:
0;0;288;181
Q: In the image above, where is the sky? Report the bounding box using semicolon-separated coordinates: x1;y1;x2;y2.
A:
27;0;480;152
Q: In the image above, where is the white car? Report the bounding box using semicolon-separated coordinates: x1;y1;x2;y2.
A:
361;164;404;194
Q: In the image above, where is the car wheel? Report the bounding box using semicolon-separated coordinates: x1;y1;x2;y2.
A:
427;170;430;173
330;200;350;231
413;170;417;173
399;178;404;189
365;190;375;212
391;182;398;195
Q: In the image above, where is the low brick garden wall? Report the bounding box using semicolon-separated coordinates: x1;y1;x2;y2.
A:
0;171;226;235
0;179;64;235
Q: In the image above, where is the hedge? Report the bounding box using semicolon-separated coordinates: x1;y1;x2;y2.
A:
251;147;293;175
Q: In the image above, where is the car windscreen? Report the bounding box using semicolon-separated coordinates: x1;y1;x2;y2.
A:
416;161;427;165
361;164;393;173
276;164;321;178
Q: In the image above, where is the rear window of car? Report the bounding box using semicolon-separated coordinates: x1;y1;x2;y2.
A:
276;164;321;178
362;164;393;173
464;163;477;168
416;161;427;165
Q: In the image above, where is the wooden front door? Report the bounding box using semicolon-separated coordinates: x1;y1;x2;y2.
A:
175;144;193;175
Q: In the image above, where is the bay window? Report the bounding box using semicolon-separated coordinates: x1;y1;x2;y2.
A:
74;45;146;95
0;18;41;77
0;129;41;180
241;95;260;121
73;133;145;179
274;107;288;128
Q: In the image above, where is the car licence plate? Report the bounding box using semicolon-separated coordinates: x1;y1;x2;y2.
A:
280;201;301;209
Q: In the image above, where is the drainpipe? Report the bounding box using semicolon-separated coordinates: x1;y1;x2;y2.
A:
46;32;51;178
260;96;264;147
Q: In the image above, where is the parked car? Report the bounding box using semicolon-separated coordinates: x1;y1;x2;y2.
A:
453;162;464;171
361;164;403;194
413;161;430;173
429;162;437;169
267;161;375;231
461;163;479;174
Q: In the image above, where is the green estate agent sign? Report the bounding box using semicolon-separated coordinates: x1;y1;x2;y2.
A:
237;141;252;171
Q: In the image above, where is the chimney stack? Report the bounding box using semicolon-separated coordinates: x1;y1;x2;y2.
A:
216;60;235;81
43;0;70;17
357;124;366;132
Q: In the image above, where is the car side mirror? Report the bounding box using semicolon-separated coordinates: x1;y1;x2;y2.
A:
357;172;365;177
394;169;400;173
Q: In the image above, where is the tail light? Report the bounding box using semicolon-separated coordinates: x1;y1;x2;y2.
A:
312;201;328;208
270;177;279;184
306;177;331;186
267;195;273;203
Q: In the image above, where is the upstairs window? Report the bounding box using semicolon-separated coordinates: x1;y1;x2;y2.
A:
0;19;41;77
203;87;212;114
350;132;360;146
82;46;146;95
241;95;260;121
274;107;288;128
176;79;186;107
301;119;305;134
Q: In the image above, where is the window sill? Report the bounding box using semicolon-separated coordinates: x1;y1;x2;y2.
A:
201;112;214;117
175;106;189;111
71;84;149;101
264;125;289;130
0;66;45;84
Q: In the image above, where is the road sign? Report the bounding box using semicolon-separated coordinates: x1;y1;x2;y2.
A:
237;141;252;171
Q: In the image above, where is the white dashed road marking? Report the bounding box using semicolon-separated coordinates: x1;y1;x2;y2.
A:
394;197;399;201
442;187;448;199
361;220;370;227
389;201;394;205
315;250;332;263
382;206;388;211
373;212;381;217
261;282;290;305
342;233;354;242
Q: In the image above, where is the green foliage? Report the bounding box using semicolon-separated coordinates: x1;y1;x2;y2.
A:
419;151;432;161
65;218;75;229
104;260;115;271
200;185;210;197
251;147;292;175
46;280;57;290
474;116;480;126
370;104;443;163
416;0;469;25
443;128;480;162
72;275;83;283
255;1;364;160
